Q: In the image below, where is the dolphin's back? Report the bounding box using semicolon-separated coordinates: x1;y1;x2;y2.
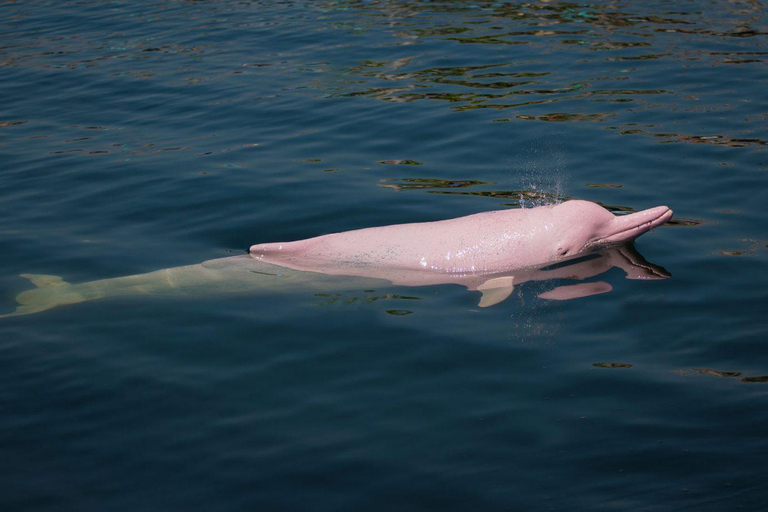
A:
249;209;537;274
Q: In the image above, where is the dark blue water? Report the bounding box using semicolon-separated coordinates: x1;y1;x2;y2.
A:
1;1;767;510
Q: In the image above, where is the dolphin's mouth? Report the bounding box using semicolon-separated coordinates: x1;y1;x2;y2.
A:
589;206;673;247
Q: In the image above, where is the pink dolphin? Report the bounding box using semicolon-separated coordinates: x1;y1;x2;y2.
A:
250;200;672;306
250;200;672;276
0;202;671;317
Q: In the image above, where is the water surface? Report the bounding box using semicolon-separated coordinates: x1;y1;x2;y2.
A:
1;1;767;510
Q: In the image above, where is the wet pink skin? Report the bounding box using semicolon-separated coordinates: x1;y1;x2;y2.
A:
249;200;673;282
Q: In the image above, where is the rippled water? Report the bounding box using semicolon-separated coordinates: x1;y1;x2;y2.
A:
1;1;767;510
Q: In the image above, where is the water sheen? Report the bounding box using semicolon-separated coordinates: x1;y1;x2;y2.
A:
1;1;767;510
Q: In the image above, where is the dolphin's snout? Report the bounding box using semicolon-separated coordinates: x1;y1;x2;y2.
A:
596;205;673;245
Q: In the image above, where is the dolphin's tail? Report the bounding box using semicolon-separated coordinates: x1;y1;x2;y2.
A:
0;274;84;318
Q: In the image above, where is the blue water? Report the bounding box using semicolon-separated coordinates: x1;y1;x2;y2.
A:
1;1;767;510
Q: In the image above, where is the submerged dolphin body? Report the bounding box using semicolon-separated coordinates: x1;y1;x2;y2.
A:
0;257;390;319
1;201;672;317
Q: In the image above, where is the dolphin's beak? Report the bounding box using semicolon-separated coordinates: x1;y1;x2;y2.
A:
593;206;673;246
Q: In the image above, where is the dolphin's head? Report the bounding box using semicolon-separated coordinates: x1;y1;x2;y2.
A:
549;200;673;259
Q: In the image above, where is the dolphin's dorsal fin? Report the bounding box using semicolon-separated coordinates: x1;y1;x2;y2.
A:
19;274;68;288
477;276;515;308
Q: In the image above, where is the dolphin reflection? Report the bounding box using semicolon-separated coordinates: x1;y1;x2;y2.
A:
0;244;668;318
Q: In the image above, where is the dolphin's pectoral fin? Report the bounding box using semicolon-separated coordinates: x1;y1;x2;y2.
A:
19;273;68;289
538;281;612;301
477;276;515;308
